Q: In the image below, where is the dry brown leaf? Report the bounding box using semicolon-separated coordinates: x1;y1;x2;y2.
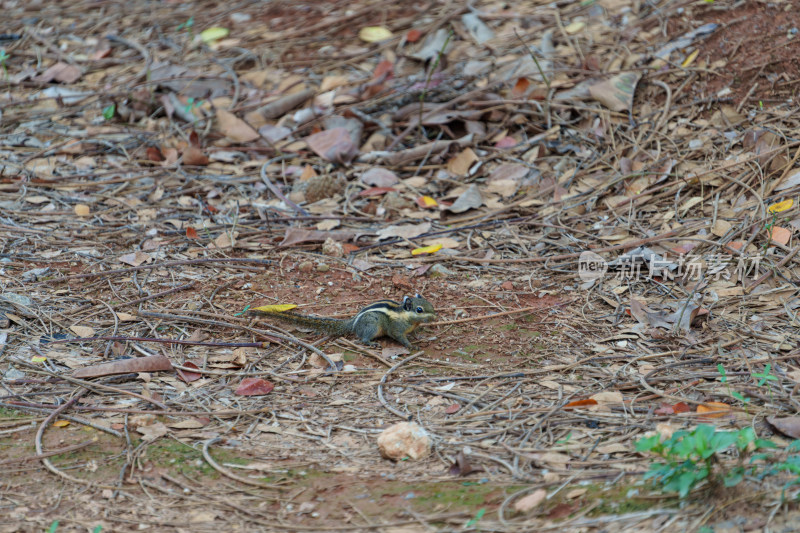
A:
307;128;359;164
588;72;641;112
69;325;95;337
183;146;209;166
767;416;800;439
445;184;483;213
712;219;732;237
211;231;236;249
137;422;168;442
35;62;82;84
176;361;203;383
320;75;349;92
235;377;274;396
510;77;530;98
446;148;479;176
771;226;791;246
361;167;399;187
118;251;153;267
590;390;624;411
489;163;529;182
376;222;431;240
514;489;547;513
216;108;260;143
697;402;733;420
162;147;179;165
280;228;357;246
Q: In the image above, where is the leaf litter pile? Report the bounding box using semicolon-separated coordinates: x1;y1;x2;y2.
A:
3;0;800;531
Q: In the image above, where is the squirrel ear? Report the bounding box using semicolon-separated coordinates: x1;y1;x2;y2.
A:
403;296;413;310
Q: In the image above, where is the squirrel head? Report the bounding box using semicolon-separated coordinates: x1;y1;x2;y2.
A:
402;294;435;322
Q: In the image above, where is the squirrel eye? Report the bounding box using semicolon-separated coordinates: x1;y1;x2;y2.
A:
416;306;423;313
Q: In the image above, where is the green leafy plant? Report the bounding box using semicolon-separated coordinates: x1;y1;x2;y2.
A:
556;431;573;445
753;364;777;387
0;48;9;79
465;507;485;528
753;363;778;404
755;440;800;471
183;97;203;120
762;210;780;252
717;363;749;406
177;16;195;38
102;104;115;121
48;521;102;532
636;424;776;498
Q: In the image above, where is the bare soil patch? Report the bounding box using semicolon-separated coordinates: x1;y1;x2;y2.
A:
2;0;800;531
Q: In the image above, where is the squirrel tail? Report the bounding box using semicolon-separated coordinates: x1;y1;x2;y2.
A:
249;309;351;336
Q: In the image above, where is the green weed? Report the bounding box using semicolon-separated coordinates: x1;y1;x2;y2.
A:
636;424;777;498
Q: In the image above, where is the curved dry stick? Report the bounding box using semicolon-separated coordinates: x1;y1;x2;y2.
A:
106;34;152;82
466;450;520;478
208;55;240;110
377;352;424;418
260;158;309;216
497;484;549;528
202;437;276;489
34;388;119;490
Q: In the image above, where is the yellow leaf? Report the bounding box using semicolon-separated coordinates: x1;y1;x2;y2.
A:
52;420;70;428
74;204;90;217
681;49;699;68
359;26;393;43
200;27;229;43
31;355;46;363
564;21;586;34
411;244;442;255
768;199;794;213
417;196;438;208
696;401;731;419
251;304;298;313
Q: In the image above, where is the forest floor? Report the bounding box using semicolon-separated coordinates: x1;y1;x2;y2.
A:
2;0;800;531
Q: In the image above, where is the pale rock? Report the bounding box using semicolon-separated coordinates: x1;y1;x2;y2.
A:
377;422;431;461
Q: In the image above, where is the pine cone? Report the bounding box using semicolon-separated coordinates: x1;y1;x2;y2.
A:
303;174;346;203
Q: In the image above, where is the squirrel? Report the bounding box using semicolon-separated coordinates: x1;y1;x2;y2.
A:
249;294;435;350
